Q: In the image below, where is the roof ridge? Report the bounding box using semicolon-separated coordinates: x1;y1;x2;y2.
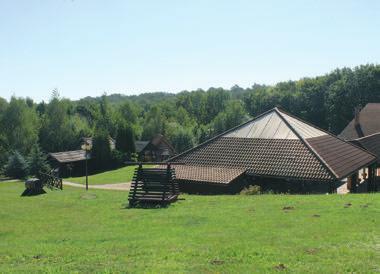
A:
354;131;380;140
276;107;378;176
275;108;338;179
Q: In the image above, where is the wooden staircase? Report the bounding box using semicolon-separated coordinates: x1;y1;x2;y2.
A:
128;164;179;207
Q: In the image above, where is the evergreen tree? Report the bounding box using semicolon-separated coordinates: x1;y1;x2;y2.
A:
27;145;51;177
92;128;112;170
4;151;29;179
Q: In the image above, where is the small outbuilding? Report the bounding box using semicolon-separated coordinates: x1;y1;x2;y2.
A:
136;134;176;162
169;107;377;194
49;150;88;177
48;136;115;177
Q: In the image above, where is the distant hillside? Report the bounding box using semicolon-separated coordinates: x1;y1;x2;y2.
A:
78;92;176;107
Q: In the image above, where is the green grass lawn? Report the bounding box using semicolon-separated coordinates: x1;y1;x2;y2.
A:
66;165;153;185
0;182;379;273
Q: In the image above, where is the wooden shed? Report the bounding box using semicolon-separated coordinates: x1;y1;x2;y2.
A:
49;150;89;177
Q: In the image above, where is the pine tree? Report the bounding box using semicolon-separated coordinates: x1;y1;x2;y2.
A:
27;145;51;177
92;128;112;170
4;151;29;179
116;123;136;154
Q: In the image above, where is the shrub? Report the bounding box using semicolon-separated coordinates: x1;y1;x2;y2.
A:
111;150;125;167
240;185;261;195
4;151;29;179
130;152;138;162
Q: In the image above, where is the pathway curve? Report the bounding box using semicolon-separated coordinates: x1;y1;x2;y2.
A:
63;181;131;191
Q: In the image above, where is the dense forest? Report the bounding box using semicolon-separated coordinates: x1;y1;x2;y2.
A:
1;64;380;177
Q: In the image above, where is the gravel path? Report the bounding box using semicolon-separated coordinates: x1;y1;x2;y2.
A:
63;181;131;191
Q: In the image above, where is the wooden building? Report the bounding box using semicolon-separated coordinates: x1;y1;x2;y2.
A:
49;150;88;177
339;103;380;191
168;108;377;194
48;136;115;177
136;134;176;162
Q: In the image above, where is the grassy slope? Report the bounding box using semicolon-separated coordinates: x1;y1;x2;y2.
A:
0;182;379;273
66;165;153;185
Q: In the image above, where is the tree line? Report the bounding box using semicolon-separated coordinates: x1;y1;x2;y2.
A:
1;64;380;178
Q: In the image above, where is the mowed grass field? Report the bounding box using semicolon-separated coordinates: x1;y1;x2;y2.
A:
0;182;379;273
66;165;153;185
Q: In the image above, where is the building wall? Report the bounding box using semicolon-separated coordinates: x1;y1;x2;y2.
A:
177;175;340;194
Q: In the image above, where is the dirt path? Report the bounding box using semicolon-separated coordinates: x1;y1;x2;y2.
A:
63;181;131;191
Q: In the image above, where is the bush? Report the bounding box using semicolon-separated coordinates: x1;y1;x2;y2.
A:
4;151;29;179
240;185;261;195
111;150;125;167
27;145;51;177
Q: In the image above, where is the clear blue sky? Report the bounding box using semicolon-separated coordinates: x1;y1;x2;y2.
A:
1;0;379;102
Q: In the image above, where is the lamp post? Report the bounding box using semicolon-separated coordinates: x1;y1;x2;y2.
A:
81;141;92;191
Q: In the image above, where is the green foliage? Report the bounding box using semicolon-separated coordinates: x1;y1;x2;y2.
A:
0;97;39;155
4;151;29;179
211;100;248;135
167;126;195;153
27;145;51;177
141;106;166;140
118;100;140;124
39;90;90;152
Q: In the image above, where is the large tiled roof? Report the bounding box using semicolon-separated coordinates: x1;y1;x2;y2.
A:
339;103;380;140
49;150;88;163
170;108;376;184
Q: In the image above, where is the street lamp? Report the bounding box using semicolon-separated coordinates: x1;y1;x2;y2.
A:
81;141;92;191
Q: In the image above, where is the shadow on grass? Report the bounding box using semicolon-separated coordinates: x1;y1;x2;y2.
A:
20;188;47;197
122;201;170;209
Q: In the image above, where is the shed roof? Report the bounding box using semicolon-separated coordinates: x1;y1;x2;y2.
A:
135;141;150;153
49;150;88;163
170;108;376;184
339;103;380;140
135;134;176;154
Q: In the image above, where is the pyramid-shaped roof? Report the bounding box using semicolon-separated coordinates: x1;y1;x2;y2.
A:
171;108;376;184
